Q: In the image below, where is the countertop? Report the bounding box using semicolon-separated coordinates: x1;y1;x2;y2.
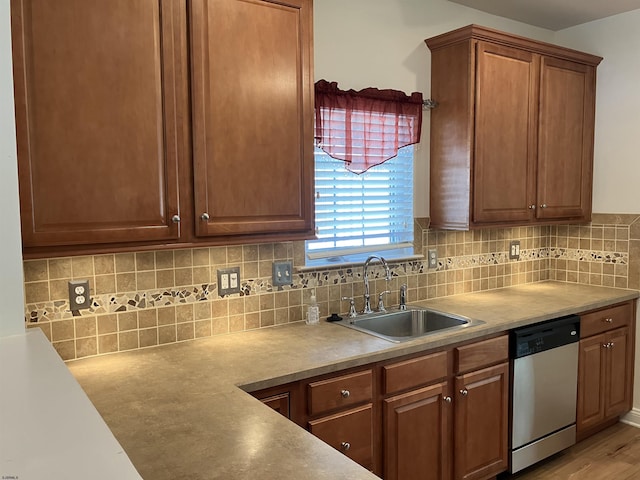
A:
0;329;141;480
67;281;639;480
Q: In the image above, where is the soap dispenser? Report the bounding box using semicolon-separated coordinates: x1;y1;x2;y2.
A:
306;289;320;325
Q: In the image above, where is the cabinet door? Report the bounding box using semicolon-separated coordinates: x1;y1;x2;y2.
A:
383;382;451;480
190;0;314;238
536;57;595;221
576;334;605;433
473;42;538;224
604;327;633;418
454;362;509;480
12;0;186;247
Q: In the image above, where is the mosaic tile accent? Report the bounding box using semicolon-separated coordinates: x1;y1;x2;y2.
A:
24;215;639;361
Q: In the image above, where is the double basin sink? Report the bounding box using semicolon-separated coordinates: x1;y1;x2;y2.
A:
334;306;482;343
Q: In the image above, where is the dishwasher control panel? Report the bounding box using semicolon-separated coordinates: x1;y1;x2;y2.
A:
512;315;580;358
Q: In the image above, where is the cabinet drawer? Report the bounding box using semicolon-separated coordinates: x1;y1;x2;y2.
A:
455;335;509;374
308;404;374;470
581;302;633;338
307;370;373;416
382;350;448;395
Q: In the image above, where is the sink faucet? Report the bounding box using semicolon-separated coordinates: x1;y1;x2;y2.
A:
363;255;391;314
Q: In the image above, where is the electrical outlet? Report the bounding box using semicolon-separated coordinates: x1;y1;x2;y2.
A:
68;280;91;310
428;249;438;269
510;240;521;260
217;267;241;296
273;261;293;286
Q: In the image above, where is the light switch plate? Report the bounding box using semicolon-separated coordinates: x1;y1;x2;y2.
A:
68;280;91;310
272;261;293;286
217;267;241;296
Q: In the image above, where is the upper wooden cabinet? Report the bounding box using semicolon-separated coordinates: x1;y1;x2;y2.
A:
426;25;602;230
11;0;187;248
190;0;314;239
11;0;314;256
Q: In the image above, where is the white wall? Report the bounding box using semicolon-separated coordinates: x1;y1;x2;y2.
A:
313;0;555;217
0;1;26;337
555;10;640;215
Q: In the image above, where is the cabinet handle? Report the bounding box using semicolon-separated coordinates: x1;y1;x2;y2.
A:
609;342;615;348
341;441;351;451
528;204;536;210
341;389;350;399
171;214;181;223
443;396;452;403
604;318;613;323
603;342;614;349
459;388;468;396
200;212;210;221
540;204;548;208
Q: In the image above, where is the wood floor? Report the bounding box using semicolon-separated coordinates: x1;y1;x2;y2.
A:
503;422;640;479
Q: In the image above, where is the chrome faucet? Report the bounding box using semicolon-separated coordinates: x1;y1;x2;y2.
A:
363;255;391;314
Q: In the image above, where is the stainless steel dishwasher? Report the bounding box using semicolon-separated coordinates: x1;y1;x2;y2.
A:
509;315;580;473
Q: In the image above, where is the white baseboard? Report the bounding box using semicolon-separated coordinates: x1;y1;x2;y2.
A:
621;408;640;428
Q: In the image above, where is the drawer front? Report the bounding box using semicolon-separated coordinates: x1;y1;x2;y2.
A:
382;350;448;395
581;302;633;338
308;404;374;470
308;370;373;416
455;335;509;374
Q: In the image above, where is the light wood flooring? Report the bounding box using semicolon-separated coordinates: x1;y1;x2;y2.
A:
503;422;640;479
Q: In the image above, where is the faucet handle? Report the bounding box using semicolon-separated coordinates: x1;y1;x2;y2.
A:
341;296;358;318
378;290;391;312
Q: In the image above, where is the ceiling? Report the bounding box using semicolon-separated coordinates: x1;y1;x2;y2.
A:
448;0;640;30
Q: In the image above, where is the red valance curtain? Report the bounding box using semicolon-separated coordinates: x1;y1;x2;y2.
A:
314;80;423;174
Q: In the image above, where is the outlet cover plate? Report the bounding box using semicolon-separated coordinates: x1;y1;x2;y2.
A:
428;249;438;269
273;261;293;286
68;280;91;310
509;240;521;260
217;267;241;296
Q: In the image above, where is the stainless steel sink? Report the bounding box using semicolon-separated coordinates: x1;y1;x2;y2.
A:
334;306;482;343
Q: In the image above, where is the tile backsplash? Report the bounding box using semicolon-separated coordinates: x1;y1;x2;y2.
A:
24;213;640;361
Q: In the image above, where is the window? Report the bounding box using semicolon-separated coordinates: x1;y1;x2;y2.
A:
306;80;423;267
305;146;414;266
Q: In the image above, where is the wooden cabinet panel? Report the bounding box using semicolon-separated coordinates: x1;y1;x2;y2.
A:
260;393;290;419
581;302;632;337
309;404;374;470
307;370;373;417
454;362;509;480
537;57;595;220
577;334;606;431
383;382;451;480
190;0;314;238
382;351;448;395
12;0;186;247
454;334;509;374
604;327;633;418
473;42;537;224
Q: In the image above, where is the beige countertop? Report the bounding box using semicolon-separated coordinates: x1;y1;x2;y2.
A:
68;281;639;480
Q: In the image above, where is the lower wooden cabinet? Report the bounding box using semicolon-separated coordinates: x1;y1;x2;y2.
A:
309;404;374;470
454;363;509;480
383;382;451;480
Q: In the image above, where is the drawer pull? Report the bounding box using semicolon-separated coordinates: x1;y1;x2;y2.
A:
341;441;351;451
341;389;350;399
604;318;613;323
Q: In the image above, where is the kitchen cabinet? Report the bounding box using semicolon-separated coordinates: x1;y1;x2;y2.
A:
305;369;375;471
11;0;188;248
577;301;636;440
453;336;509;480
12;0;314;257
382;351;451;480
425;25;602;230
